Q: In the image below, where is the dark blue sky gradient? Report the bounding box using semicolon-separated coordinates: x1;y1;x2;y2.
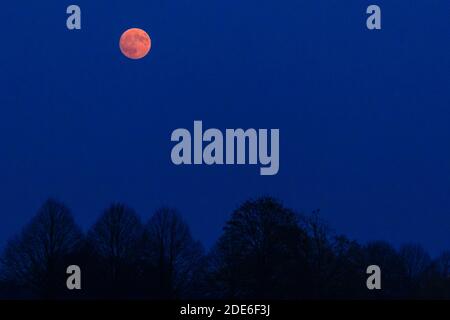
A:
0;1;449;255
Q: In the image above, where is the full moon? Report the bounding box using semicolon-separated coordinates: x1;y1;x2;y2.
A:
119;28;151;60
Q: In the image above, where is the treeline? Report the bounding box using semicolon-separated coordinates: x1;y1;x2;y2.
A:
0;197;449;299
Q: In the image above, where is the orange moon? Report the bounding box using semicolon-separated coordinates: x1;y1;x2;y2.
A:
119;28;151;60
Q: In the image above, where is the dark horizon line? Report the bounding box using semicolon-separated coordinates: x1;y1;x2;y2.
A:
1;195;444;258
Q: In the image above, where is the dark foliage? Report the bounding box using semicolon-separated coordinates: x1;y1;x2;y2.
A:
1;196;449;299
0;199;82;298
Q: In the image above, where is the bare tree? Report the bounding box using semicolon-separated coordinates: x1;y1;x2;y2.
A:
145;207;204;298
434;251;450;278
418;251;450;298
87;203;144;295
364;241;409;298
299;209;337;297
209;197;309;299
399;243;431;279
0;199;82;297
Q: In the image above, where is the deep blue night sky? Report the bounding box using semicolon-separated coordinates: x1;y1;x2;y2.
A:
0;1;449;255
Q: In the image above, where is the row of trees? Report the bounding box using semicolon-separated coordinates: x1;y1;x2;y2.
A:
1;197;450;299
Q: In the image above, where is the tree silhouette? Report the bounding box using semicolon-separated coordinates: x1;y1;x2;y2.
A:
400;243;431;279
208;197;310;299
2;196;450;299
325;235;366;298
434;251;450;279
299;209;338;297
144;207;204;299
363;241;409;298
416;251;450;298
87;203;144;297
0;199;82;298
